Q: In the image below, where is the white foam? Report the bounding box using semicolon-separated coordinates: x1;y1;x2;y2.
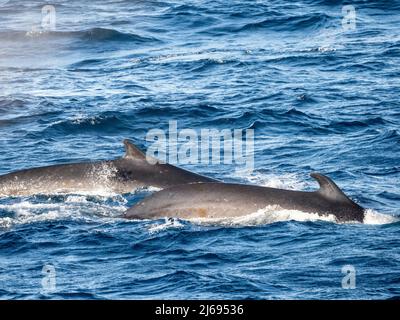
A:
143;186;163;193
25;29;49;37
148;218;184;234
0;217;13;229
65;195;89;203
188;206;336;227
0;201;62;212
65;193;127;204
317;46;336;52
0;195;127;229
0;201;74;228
363;209;398;225
0;182;121;199
188;207;398;227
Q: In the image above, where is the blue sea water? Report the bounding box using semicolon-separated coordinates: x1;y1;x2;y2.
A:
0;0;399;299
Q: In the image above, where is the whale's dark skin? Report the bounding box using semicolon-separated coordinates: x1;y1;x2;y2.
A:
0;140;216;196
124;173;365;223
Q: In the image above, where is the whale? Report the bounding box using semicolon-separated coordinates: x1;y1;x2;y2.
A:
0;140;216;197
124;173;365;223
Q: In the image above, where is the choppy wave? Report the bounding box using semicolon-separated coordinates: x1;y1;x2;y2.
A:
0;27;159;44
0;194;127;229
235;13;331;33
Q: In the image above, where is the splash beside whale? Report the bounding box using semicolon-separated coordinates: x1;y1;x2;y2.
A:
124;173;365;223
0;140;216;197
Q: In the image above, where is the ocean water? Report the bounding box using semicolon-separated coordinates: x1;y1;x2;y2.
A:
0;0;399;300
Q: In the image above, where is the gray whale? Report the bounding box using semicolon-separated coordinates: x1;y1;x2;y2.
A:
124;173;365;223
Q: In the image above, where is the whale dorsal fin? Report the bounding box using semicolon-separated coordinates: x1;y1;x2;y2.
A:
310;172;352;203
123;139;146;160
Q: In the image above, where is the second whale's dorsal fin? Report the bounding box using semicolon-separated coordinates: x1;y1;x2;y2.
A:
123;139;146;160
310;172;352;203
